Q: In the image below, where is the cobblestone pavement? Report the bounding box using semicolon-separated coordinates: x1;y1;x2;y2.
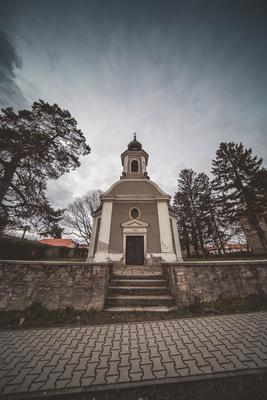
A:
0;312;266;398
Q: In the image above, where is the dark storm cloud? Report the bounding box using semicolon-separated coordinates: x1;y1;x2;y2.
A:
1;0;267;207
0;0;27;109
0;30;27;109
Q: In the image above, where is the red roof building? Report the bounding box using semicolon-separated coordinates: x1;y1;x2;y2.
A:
38;239;76;248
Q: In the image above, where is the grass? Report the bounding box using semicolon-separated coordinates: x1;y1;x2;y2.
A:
0;295;267;330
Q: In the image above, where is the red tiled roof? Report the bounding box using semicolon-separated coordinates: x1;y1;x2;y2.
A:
38;239;76;248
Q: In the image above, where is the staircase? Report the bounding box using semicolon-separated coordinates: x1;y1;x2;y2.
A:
105;266;175;312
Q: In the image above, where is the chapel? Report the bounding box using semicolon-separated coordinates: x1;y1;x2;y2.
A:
87;135;182;265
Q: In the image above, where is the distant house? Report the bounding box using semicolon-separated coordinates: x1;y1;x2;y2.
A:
38;239;77;248
207;243;248;255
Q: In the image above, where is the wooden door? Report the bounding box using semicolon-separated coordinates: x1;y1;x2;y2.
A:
126;236;144;265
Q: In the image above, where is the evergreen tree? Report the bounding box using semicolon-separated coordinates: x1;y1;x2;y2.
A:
174;169;232;257
196;173;227;254
211;142;267;252
173;169;206;256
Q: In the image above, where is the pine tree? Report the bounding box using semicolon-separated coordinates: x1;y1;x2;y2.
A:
196;173;227;255
173;169;206;256
212;142;267;253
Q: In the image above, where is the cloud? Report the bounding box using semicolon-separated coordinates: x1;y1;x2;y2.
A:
0;30;27;109
2;0;267;210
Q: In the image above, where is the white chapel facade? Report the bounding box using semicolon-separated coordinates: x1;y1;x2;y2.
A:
87;135;183;265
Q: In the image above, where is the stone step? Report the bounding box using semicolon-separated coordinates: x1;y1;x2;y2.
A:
112;274;164;280
109;286;169;296
105;306;176;312
110;279;167;287
106;295;174;307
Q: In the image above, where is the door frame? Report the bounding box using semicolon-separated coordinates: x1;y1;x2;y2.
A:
121;219;148;266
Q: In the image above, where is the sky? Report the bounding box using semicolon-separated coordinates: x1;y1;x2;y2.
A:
0;0;267;209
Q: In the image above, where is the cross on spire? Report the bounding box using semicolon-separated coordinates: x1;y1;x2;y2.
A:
133;132;137;140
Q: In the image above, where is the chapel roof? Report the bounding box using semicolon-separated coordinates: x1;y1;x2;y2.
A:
101;179;170;199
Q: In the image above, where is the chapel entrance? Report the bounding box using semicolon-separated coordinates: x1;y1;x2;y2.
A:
126;236;144;265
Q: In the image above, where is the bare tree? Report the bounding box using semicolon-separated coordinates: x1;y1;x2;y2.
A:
63;190;102;244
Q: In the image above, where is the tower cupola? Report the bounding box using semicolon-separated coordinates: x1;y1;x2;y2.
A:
121;133;149;179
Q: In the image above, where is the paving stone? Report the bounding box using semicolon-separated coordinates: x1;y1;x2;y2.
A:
130;359;142;373
89;351;101;363
151;357;164;372
167;344;179;356
130;372;143;381
30;380;47;391
92;368;108;385
102;345;112;356
157;341;168;352
74;357;89;371
119;354;130;367
160;350;172;363
184;359;202;375
149;346;161;358
81;376;94;386
208;357;228;373
83;362;98;377
200;365;213;374
140;352;152;365
221;362;235;371
117;366;130;383
138;335;147;344
164;362;177;378
171;354;187;370
106;361;120;376
179;348;193;361
141;364;154;380
139;343;149;353
154;370;166;379
130;339;139;349
130;348;140;360
40;372;62;390
106;375;118;384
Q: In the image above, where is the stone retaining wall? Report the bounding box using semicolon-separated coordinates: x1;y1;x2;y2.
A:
163;260;267;307
0;261;112;311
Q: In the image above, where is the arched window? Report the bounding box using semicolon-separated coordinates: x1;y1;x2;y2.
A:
131;160;139;172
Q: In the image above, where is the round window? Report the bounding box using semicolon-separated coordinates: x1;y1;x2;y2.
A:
130;208;139;219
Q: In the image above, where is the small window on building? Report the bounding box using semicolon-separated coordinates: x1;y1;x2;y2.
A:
131;160;139;172
130;208;140;219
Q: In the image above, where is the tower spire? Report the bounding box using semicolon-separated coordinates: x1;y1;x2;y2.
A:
133;132;137;140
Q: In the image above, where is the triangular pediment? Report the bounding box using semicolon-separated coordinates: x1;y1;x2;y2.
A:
121;219;149;228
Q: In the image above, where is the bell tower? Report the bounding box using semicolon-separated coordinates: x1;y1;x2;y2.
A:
120;133;149;179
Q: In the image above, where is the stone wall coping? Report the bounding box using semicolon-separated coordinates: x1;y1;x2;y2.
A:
162;259;267;267
0;260;113;267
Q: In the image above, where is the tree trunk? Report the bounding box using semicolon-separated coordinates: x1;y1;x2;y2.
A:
0;158;19;205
